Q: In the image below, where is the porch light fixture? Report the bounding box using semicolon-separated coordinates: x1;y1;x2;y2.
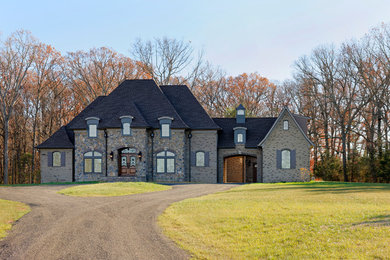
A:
109;151;114;161
138;151;142;161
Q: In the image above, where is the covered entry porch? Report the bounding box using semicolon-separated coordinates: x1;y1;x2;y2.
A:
223;155;257;183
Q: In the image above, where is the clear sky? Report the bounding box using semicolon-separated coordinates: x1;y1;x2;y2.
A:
1;0;390;81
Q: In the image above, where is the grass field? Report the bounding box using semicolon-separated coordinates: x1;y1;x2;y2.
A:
0;199;30;239
159;182;390;259
58;182;171;197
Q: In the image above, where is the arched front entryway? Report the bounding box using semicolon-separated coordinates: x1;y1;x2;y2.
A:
118;147;138;176
223;155;257;183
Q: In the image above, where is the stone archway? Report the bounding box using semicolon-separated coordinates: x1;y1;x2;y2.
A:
223;155;257;183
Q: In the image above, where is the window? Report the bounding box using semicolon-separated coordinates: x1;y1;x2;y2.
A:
122;122;131;135
283;120;289;130
161;124;170;137
281;150;291;169
84;151;102;173
237;133;244;143
89;124;97;137
156;151;175;173
237;109;245;115
52;152;61;167
196;152;205;167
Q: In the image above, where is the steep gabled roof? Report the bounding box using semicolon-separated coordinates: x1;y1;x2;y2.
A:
213;118;277;148
258;107;314;147
36;126;74;149
67;80;188;129
160;85;221;130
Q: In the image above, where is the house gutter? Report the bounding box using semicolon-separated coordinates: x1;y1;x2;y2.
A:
188;131;192;182
104;129;108;176
150;130;155;182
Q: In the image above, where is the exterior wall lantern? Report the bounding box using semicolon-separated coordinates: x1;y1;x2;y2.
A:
138;151;142;161
109;151;114;161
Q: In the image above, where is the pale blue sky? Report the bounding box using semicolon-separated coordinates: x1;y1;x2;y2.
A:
1;0;390;81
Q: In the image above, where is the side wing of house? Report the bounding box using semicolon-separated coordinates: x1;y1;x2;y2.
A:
259;108;313;182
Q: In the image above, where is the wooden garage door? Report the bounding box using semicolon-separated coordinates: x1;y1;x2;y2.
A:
225;156;244;183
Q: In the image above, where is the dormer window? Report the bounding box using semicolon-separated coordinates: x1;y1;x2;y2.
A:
233;127;247;145
158;116;173;138
86;117;100;138
284;120;289;130
237;110;245;115
120;116;133;136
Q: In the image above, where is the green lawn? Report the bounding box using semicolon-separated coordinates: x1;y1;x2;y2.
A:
159;182;390;259
0;199;30;239
58;182;171;197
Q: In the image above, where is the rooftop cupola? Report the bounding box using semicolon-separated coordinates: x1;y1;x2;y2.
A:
236;104;246;124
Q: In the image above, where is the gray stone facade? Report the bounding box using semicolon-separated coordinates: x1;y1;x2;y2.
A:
262;111;311;182
190;130;218;183
40;149;73;183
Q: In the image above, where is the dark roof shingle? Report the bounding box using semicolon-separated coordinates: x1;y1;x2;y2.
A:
160;85;220;130
36;126;74;149
213;117;277;148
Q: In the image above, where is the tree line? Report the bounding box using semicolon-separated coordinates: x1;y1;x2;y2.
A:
1;24;390;184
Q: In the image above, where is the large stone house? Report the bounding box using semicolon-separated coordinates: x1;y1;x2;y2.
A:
37;79;313;183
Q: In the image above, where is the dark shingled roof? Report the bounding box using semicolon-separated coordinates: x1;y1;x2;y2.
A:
160;85;220;130
67;79;188;129
213;117;277;148
36;126;74;149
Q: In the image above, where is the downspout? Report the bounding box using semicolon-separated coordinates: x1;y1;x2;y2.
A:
104;129;108;177
150;131;155;182
188;131;192;182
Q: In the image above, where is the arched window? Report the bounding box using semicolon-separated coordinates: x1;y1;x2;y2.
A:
52;151;62;167
196;151;205;167
156;151;175;173
84;151;102;173
281;150;291;169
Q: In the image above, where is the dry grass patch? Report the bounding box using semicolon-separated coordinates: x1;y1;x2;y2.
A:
159;182;390;259
0;199;30;239
58;182;171;197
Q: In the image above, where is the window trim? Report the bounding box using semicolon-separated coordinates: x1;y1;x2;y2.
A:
237;133;244;143
283;120;289;130
122;122;131;136
195;151;205;167
120;115;133;136
156;150;176;173
83;151;103;174
88;124;98;138
86;117;100;138
281;149;291;169
161;123;170;138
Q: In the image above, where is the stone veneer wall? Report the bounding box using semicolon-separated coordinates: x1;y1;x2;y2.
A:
151;129;186;182
40;149;73;183
190;130;218;183
217;145;261;183
262;111;311;182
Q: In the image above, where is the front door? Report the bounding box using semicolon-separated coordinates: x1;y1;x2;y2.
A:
120;153;137;176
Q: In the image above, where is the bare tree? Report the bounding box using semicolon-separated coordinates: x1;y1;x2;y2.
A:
66;47;141;106
0;31;36;184
132;37;203;87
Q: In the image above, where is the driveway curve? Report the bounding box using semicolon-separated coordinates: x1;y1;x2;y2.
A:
0;183;235;260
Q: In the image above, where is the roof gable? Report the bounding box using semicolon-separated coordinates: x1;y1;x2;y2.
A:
258;107;314;147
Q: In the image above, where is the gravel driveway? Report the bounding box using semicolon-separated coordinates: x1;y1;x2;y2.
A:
0;183;235;260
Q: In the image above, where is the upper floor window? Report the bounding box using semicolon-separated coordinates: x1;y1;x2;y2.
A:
120;115;133;136
89;124;97;137
156;151;175;173
237;133;244;143
86;117;100;138
84;151;102;173
283;120;289;130
196;151;205;167
281;150;291;169
123;122;131;135
161;124;170;137
52;152;62;167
